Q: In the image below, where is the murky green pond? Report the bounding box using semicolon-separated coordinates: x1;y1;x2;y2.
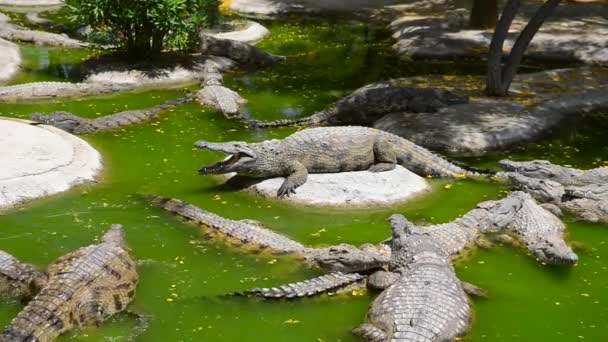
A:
0;17;607;342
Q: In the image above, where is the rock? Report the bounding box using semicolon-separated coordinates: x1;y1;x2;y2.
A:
0;118;102;210
0;38;20;82
227;166;431;207
374;84;608;154
208;20;269;44
83;55;235;86
540;203;563;217
390;6;608;65
230;0;400;17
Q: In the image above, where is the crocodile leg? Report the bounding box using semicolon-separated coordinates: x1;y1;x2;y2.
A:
369;138;397;173
240;272;365;299
277;162;308;198
353;324;390;342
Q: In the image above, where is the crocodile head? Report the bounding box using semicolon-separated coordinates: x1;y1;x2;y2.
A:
31;112;84;133
312;244;390;273
195;140;260;175
483;191;578;265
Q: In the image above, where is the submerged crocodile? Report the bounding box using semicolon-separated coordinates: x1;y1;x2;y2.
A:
146;193;575;341
195;126;491;197
248;83;468;128
0;251;46;302
501;160;608;223
31;93;194;134
0;225;138;342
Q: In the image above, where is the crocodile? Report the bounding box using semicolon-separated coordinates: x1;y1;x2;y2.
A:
0;21;86;47
501;160;608;223
31;93;194;134
353;214;471;342
145;195;390;277
200;34;286;66
0;82;135;102
0;225;138;342
0;251;46;302
195;126;491;197
145;192;576;341
147;192;576;303
248;83;468;128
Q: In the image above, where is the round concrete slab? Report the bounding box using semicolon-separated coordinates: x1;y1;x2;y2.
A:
228;166;431;207
0;118;102;209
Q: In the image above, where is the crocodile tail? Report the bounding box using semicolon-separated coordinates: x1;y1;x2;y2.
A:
236;272;365;299
248;106;339;128
352;324;390;342
447;157;497;177
247;116;315;128
155;92;196;110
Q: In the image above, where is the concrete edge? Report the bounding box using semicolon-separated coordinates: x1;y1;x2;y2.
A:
208;20;270;44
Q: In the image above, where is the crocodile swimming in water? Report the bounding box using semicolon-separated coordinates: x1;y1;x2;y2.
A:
31;93;194;134
195;126;491;197
501;159;608;223
247;83;468;128
0;225;138;342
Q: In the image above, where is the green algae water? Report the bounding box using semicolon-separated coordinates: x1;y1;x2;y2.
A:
0;17;607;342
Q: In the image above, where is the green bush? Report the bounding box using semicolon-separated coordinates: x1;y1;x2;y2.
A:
66;0;221;58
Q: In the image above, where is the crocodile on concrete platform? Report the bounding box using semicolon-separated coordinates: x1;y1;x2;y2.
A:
0;225;138;342
501;160;608;223
0;251;46;302
200;34;286;66
31;93;195;134
0;82;136;102
248;83;468;128
195;126;491;197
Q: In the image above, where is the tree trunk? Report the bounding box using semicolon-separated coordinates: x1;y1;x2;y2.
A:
499;0;562;93
469;0;499;29
486;0;561;96
486;0;521;96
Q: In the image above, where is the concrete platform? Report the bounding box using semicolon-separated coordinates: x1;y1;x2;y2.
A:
227;166;431;207
0;37;20;82
0;117;102;210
